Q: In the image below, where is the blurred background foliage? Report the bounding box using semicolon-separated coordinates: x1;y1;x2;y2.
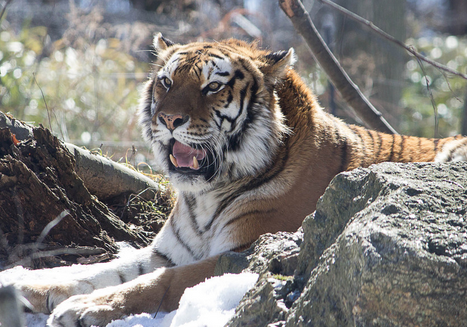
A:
1;0;467;168
0;25;148;145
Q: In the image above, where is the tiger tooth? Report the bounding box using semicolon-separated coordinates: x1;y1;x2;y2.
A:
169;154;178;167
192;156;199;170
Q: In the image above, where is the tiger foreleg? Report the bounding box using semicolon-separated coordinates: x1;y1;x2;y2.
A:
47;255;219;327
7;247;167;314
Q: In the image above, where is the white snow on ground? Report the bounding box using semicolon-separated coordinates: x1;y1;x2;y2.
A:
2;269;258;327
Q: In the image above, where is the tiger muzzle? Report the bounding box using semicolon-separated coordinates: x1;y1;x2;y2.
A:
158;113;189;132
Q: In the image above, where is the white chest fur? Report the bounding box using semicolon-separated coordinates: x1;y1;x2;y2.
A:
152;190;235;265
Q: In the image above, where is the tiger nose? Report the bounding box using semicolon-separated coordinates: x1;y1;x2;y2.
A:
158;113;189;131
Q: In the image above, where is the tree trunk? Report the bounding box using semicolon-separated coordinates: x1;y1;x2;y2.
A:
0;111;161;201
0;125;150;269
447;0;467;35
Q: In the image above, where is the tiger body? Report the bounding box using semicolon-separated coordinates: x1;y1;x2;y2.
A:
4;35;467;326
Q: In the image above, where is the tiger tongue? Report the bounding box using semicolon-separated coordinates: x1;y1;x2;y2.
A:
172;141;206;169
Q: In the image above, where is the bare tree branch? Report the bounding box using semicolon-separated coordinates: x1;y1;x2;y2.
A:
0;0;13;21
317;0;467;81
416;57;439;137
279;0;398;134
462;87;467;135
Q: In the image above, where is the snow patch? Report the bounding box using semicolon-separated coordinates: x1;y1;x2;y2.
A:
17;272;258;327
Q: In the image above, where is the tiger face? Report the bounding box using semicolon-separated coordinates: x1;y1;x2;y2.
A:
139;34;295;192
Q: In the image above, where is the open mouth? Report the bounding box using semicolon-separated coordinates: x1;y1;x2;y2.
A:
168;140;208;174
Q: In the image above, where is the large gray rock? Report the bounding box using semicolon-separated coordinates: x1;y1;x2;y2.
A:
216;231;303;327
226;162;467;327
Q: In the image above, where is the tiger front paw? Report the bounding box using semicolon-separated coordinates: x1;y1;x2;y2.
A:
47;292;124;327
15;281;93;313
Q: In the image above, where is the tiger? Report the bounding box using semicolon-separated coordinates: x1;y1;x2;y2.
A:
4;34;467;327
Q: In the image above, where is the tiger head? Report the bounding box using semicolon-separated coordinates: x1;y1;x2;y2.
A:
139;34;295;192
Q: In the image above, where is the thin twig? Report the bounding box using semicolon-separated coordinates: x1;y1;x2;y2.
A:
121;187;159;220
32;73;52;130
33;73;65;140
416;57;439;138
317;0;467;81
0;0;13;21
35;210;70;246
279;0;398;134
5;247;107;269
153;286;170;319
439;69;462;104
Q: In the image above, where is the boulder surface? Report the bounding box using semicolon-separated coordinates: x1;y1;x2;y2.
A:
224;162;467;327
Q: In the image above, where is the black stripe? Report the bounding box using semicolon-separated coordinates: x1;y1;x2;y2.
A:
349;126;365;167
153;250;175;267
118;272;126;284
388;134;396;161
447;149;454;161
46;290;52;314
366;130;375;158
418;138;422;158
339;139;348;172
227;80;259;151
331;120;347;172
211;61;222;72
216;71;230;77
226;162;235;181
265;50;289;63
212;110;222;129
138;262;145;275
434;138;440;152
170;217;201;260
213;84;250;135
211;85;248;132
209;149;290;227
375;132;383;161
400;135;406;161
230;84;249;132
225;209;275;227
213;109;231;128
209;53;224;60
366;129;375;144
185;194;203;235
226;69;245;89
224;92;233;108
193;62;202;79
357;130;366;166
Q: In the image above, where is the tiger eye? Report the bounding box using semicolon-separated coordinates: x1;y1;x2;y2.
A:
207;82;222;92
163;77;172;88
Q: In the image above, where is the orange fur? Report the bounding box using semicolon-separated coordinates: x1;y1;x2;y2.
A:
14;38;467;327
139;40;467;314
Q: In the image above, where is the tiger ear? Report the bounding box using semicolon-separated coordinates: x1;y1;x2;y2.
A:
153;33;175;51
261;48;296;79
